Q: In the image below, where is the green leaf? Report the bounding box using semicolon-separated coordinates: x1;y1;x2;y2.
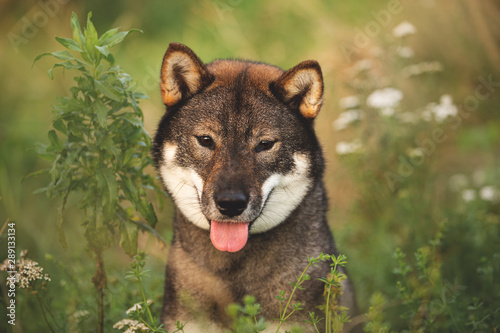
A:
94;99;108;128
120;112;144;128
33;142;55;160
132;91;149;100
33;52;52;66
53;119;68;135
55;37;83;52
101;137;121;160
94;79;123;101
102;167;118;209
97;27;120;45
122;178;139;203
118;217;138;256
95;45;109;57
47;61;85;79
23;169;50;182
33;187;49;195
84;12;99;63
137;199;157;227
100;29;142;48
128;219;166;245
70;12;85;51
47;63;62;79
48;130;64;151
85;12;98;44
34;50;77;71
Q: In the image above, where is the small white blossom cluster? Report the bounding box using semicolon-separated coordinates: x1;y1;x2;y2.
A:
402;61;443;77
113;319;150;333
335;140;362;155
126;300;153;315
392;21;417;38
333;109;363;131
449;172;500;203
422;95;458;122
366;87;404;116
1;250;51;289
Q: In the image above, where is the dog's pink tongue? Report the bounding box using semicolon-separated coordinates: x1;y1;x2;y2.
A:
210;221;249;253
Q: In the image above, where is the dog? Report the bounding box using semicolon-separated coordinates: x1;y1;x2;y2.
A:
152;43;357;332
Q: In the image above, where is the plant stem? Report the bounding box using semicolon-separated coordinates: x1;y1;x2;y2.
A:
275;261;312;333
138;276;155;325
35;293;56;333
92;250;107;333
326;286;331;333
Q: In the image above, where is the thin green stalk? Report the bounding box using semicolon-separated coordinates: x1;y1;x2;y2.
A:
35;293;56;333
138;276;155;325
275;261;313;332
325;286;332;333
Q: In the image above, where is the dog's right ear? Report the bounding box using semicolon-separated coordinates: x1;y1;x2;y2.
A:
160;43;214;107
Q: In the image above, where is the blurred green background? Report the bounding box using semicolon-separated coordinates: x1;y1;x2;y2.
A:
1;0;499;332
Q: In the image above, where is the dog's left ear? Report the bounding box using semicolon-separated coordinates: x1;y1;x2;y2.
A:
160;43;214;107
271;60;324;119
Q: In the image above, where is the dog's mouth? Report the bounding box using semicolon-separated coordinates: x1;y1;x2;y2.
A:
210;220;250;253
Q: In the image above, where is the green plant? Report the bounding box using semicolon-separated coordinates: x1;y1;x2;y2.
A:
114;251;186;333
227;295;268;333
1;249;58;332
274;253;350;333
31;12;163;333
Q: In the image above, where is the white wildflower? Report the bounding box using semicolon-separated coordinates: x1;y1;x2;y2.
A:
420;108;433;122
73;310;90;320
448;174;469;192
113;319;150;332
335;140;362;155
339;95;360;109
352;59;373;74
333;109;363;131
366;88;403;117
126;300;153;315
479;186;497;202
402;61;443;77
408;148;425;158
461;189;477;202
3;251;51;289
379;107;395;117
397;46;414;58
431;95;457;122
393;21;417;38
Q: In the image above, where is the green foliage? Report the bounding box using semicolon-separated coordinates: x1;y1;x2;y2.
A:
116;251;185;333
225;253;351;333
227;295;269;333
335;18;500;333
31;12;163;256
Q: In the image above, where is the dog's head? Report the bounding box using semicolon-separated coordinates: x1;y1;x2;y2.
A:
153;43;325;252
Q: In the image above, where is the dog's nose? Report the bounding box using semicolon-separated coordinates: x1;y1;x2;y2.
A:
215;191;248;217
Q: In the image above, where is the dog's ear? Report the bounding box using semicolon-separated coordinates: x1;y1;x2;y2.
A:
271;60;324;119
160;43;214;107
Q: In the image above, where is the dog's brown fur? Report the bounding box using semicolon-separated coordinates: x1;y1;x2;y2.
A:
153;43;358;332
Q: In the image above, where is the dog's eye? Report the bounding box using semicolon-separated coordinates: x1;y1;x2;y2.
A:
196;136;215;149
255;140;275;153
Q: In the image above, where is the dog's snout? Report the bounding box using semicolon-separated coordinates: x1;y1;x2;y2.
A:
215;191;249;217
